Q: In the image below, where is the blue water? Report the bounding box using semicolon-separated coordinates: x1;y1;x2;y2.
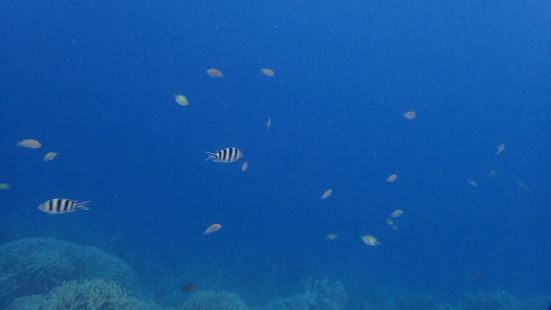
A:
1;0;550;308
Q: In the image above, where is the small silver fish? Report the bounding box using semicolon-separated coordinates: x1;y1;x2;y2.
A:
466;178;479;187
38;198;90;215
266;118;272;132
517;181;530;191
496;143;505;156
205;147;243;163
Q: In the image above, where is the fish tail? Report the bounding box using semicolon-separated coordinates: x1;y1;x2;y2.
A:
75;201;91;210
205;151;218;161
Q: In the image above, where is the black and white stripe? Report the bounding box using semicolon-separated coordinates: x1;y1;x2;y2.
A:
38;198;91;215
42;198;72;214
205;147;243;163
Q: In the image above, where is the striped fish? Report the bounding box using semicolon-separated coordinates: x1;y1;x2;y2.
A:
205;147;243;163
38;198;90;215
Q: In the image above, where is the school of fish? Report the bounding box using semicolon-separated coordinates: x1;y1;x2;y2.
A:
4;65;530;252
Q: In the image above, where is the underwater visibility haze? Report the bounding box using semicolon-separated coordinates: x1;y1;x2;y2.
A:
0;0;550;309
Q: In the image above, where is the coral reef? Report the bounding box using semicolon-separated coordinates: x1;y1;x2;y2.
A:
42;278;145;310
459;290;521;310
0;272;17;307
181;291;248;310
0;238;136;307
0;237;548;310
434;305;461;310
394;293;441;310
269;277;348;310
520;294;551;310
5;294;43;310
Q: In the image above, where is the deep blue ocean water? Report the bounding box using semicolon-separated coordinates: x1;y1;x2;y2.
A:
1;0;550;308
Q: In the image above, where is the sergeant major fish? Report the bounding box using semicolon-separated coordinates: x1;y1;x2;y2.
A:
38;198;90;215
205;147;243;163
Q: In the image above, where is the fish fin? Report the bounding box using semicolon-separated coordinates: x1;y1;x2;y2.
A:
75;201;91;210
205;151;218;161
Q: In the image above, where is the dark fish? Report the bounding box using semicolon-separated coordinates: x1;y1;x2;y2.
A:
182;283;197;292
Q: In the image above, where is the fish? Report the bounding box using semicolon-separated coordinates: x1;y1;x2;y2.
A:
466;178;479;187
174;94;189;106
182;283;197;292
325;234;337;240
403;111;416;120
320;189;333;200
205;147;243;163
206;68;223;78
517;181;530;191
38;198;90;215
487;170;497;178
43;152;58;162
204;223;222;234
241;161;249;172
0;183;10;190
361;234;380;246
385;218;394;226
496;143;505;156
266;118;272;132
260;68;275;77
386;173;398;182
390;209;404;218
17;139;42;149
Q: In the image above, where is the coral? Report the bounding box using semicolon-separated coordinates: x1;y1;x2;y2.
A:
270;277;348;310
519;294;551;310
459;290;521;310
76;243;137;287
270;295;312;310
0;272;17;308
181;291;248;310
5;294;43;310
434;304;461;310
0;238;136;302
394;293;441;310
41;278;143;310
342;281;398;310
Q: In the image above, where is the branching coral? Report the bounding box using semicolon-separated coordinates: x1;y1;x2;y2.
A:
181;291;248;310
394;293;441;310
459;290;521;310
73;243;137;287
41;278;143;310
270;277;348;310
0;238;136;301
520;294;551;310
5;294;43;310
0;272;17;308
